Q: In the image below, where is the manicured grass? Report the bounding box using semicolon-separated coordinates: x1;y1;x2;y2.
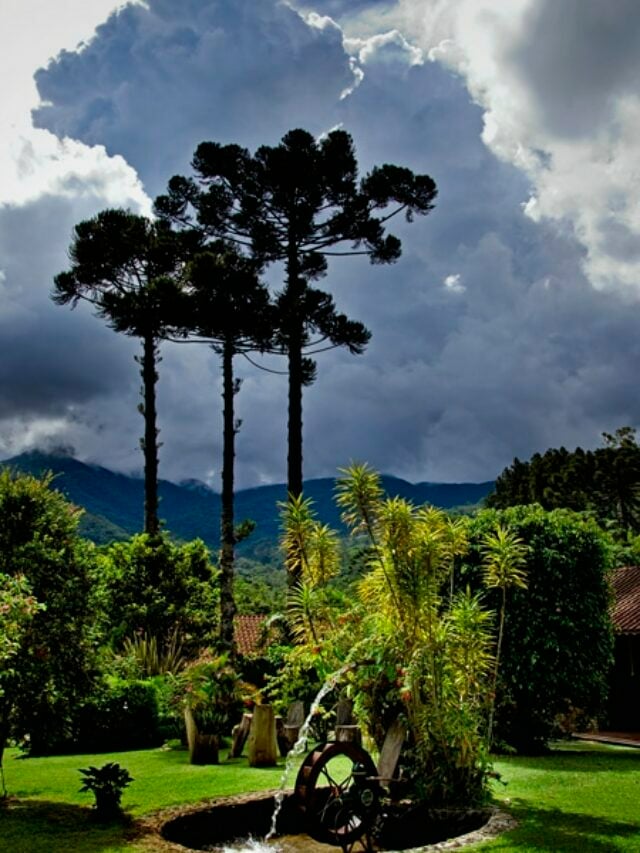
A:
1;744;287;852
482;741;640;852
2;741;640;851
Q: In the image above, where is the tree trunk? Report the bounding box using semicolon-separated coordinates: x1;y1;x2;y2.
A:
287;342;304;503
219;339;237;653
286;242;304;588
140;332;160;537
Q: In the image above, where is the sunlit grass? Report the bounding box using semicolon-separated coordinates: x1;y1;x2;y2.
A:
479;742;640;852
1;744;286;852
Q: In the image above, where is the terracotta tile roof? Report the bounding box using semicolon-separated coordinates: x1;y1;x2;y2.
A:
612;566;640;635
234;614;267;656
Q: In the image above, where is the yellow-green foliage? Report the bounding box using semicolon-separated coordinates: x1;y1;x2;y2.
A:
277;463;499;806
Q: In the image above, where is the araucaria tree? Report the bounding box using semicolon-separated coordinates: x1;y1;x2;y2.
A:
53;209;193;536
177;245;274;651
156;128;437;584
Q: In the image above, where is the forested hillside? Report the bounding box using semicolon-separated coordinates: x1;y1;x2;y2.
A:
1;450;494;555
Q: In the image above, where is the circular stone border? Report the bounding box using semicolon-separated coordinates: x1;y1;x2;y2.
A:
386;808;518;852
135;791;517;852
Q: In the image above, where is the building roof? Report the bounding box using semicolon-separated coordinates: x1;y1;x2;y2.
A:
612;566;640;635
234;614;267;656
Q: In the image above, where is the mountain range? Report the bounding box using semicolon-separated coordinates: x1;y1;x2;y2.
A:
0;450;494;554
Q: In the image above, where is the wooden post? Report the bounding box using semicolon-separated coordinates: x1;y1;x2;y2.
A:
184;707;198;755
248;704;278;767
283;700;305;752
231;712;253;758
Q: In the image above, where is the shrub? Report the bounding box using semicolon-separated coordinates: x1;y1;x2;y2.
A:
75;678;162;752
173;652;244;736
0;469;99;757
462;505;615;752
95;534;219;654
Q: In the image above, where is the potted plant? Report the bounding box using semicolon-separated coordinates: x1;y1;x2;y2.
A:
178;652;243;764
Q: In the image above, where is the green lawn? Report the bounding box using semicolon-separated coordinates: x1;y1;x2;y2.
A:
1;745;285;852
481;742;640;852
1;741;640;851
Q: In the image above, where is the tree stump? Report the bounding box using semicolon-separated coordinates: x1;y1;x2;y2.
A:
231;712;253;758
247;704;278;767
275;715;288;757
336;724;362;745
282;700;305;752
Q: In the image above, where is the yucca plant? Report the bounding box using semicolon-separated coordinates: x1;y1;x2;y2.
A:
280;495;342;646
275;464;496;806
122;626;186;676
481;524;528;746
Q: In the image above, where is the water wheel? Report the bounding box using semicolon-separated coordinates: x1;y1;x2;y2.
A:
294;741;381;848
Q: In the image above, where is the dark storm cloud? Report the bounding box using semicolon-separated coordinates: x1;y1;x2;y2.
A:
508;0;640;137
0;194;135;420
19;0;640;487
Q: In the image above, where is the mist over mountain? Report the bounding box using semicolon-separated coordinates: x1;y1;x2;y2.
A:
0;450;494;554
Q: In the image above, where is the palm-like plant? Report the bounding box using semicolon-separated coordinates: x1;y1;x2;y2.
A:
279;496;341;646
336;464;494;804
481;524;528;746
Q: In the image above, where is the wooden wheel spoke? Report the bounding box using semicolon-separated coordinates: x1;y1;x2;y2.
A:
294;741;380;846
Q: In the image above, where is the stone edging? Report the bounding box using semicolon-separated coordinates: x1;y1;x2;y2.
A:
136;793;517;852
384;808;518;852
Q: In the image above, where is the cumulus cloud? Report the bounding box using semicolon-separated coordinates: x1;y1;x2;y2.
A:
392;0;640;294
33;0;356;193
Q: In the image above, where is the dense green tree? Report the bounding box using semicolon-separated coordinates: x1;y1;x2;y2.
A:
488;427;640;534
53;209;196;535
95;533;218;655
463;504;614;753
156;128;437;584
0;470;98;757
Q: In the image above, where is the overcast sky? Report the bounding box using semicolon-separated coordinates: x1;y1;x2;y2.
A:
1;0;639;489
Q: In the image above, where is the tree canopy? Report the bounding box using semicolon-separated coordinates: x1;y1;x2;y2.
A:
488;426;640;535
156;127;437;583
462;504;614;752
0;470;97;756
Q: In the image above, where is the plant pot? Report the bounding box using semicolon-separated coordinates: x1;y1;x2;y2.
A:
185;708;220;765
92;791;123;821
